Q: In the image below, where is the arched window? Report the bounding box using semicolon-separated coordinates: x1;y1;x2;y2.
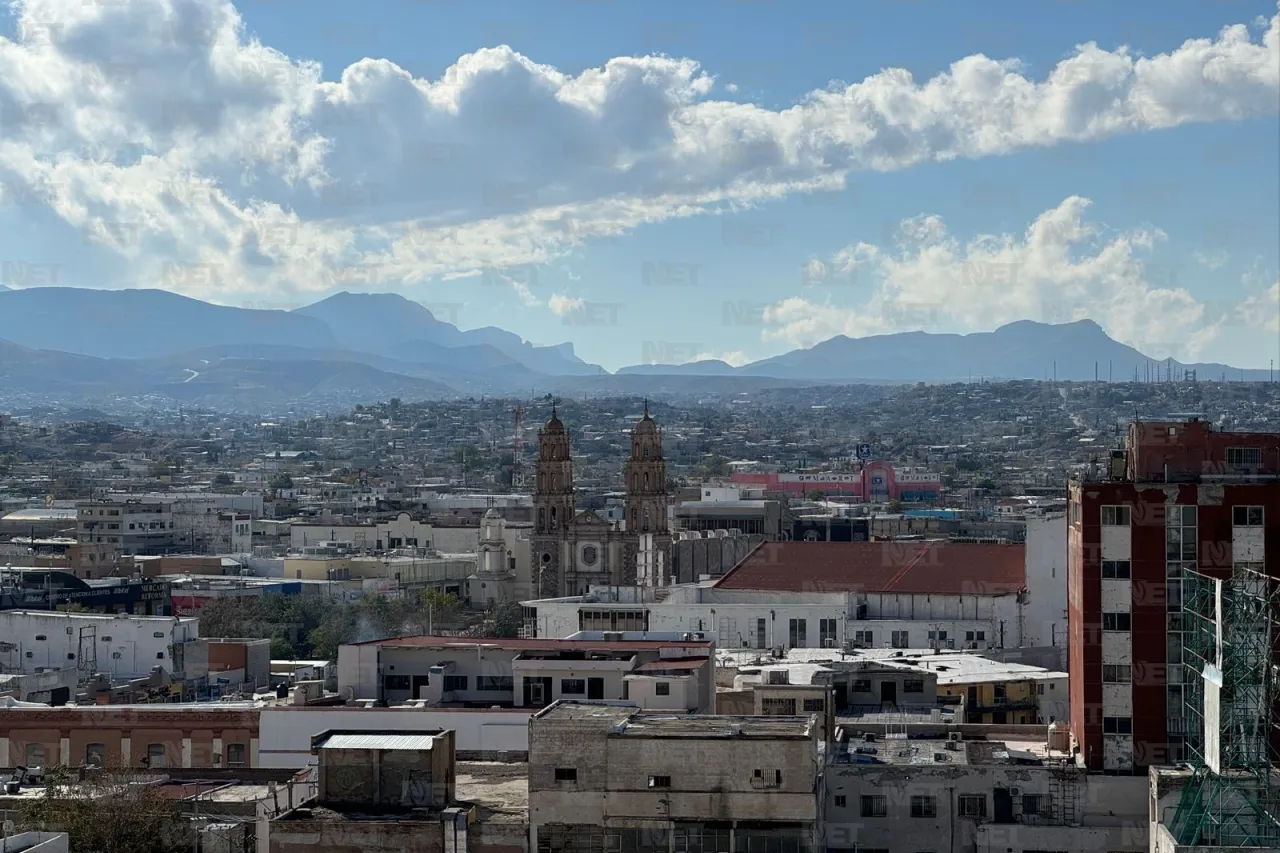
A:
643;472;650;490
85;742;106;767
631;509;638;528
643;508;651;532
538;508;545;531
538;472;545;491
550;507;557;528
25;743;45;767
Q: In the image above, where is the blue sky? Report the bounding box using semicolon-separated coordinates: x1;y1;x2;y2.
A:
0;0;1277;371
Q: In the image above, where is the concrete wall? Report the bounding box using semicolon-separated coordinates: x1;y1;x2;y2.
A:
823;762;1149;853
269;820;443;853
0;611;199;679
529;716;818;828
1024;513;1069;660
257;707;531;767
670;534;764;583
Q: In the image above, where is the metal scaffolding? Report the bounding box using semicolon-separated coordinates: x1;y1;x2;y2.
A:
1170;565;1280;846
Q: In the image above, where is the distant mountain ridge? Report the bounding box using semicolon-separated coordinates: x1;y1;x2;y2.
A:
0;287;1270;409
619;319;1271;382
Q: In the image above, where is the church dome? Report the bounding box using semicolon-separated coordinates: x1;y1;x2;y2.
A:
633;399;658;434
483;507;501;520
543;405;566;434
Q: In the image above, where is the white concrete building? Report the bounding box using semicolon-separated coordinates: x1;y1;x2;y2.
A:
0;610;200;680
337;633;716;713
529;702;820;853
824;735;1152;852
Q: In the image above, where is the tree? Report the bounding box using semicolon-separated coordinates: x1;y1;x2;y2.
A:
20;768;188;853
269;472;293;490
885;499;904;514
807;490;826;501
212;473;234;488
476;601;524;638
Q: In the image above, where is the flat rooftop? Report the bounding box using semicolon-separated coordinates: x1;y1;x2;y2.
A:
536;701;814;738
360;635;714;652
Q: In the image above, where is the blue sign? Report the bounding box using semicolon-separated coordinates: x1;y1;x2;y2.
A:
856;443;873;460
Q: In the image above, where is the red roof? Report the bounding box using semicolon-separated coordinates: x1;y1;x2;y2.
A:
713;541;1025;595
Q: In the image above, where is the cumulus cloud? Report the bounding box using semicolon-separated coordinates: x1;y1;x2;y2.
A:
0;0;1276;302
1235;278;1280;332
764;197;1224;359
547;293;584;316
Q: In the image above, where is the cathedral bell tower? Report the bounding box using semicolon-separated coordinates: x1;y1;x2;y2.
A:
532;405;574;597
623;400;670;584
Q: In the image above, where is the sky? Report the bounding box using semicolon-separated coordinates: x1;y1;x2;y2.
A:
0;0;1277;372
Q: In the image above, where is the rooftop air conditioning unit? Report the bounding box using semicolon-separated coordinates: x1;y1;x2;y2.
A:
948;732;963;742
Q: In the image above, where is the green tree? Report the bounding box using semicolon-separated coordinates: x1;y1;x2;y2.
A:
269;472;293;490
807;490;826;501
20;768;187;853
476;601;524;638
212;473;234;488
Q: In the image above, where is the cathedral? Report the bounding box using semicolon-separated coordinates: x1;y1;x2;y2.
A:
531;402;671;598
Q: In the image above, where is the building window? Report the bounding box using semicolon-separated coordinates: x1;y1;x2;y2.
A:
860;795;887;818
1234;506;1265;527
761;697;797;715
834;795;846;808
442;675;468;692
910;795;937;818
1101;506;1131;526
903;679;924;694
819;619;837;647
1022;794;1049;816
383;675;410;691
156;652;165;659
554;768;577;782
648;775;671;788
1103;716;1133;735
477;676;514;692
226;744;247;768
655;682;670;696
146;744;166;768
1103;665;1132;683
1227;447;1262;468
84;743;106;767
891;630;909;648
853;630;874;646
26;743;46;766
802;698;825;713
1101;560;1131;579
958;794;987;818
560;679;586;695
34;635;46;641
788;619;807;648
1102;612;1131;632
852;679;872;693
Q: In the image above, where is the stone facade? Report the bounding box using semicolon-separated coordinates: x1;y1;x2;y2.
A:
530;404;671;598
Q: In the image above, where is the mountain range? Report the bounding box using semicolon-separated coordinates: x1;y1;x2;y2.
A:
0;287;1268;410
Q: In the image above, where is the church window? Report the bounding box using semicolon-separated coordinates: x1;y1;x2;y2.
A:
538;508;545;530
644;472;650;490
539;472;545;491
643;508;651;532
551;507;557;527
632;474;638;490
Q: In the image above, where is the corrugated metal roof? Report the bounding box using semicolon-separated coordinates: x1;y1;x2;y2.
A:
316;733;438;751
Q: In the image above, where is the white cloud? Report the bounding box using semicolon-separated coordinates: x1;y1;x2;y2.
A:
1235;279;1280;332
693;350;751;367
0;0;1275;302
547;293;584;316
763;196;1219;359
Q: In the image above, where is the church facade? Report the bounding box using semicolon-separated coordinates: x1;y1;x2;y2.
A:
530;404;671;598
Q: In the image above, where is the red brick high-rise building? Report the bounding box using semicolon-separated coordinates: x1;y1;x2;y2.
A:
1068;419;1280;773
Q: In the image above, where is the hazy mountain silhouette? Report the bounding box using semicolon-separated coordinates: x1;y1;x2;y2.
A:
0;287;338;358
294;291;602;376
619;320;1271;382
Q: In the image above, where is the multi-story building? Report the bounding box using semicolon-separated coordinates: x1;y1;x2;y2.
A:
528;701;819;853
1068;419;1280;773
337;633;716;712
75;500;175;568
